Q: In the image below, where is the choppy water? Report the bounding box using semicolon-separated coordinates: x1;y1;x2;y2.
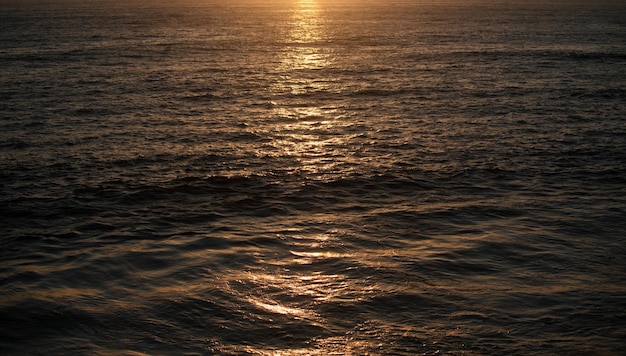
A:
1;0;626;354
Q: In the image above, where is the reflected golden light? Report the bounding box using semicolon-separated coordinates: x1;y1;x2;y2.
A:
242;231;377;309
268;0;349;177
274;0;330;75
237;4;376;350
290;0;323;40
248;297;314;319
267;105;354;177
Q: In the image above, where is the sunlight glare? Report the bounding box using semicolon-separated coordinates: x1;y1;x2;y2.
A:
266;0;349;180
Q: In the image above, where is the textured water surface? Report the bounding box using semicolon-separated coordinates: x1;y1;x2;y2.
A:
1;0;626;354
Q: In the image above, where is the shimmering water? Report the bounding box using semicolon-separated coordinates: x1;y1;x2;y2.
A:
1;0;626;354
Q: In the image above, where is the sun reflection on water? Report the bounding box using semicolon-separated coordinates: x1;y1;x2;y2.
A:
237;228;385;354
274;0;332;78
288;0;326;44
266;0;351;179
239;2;380;354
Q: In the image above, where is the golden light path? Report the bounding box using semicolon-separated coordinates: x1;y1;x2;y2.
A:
267;0;352;180
243;1;385;353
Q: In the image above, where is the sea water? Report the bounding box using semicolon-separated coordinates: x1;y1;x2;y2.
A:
1;0;625;354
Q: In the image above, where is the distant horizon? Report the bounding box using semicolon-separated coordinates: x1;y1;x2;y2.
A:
2;0;626;6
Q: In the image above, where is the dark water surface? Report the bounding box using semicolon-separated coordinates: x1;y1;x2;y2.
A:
1;0;626;354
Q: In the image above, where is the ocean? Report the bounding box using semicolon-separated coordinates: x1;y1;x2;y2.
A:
1;0;625;354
